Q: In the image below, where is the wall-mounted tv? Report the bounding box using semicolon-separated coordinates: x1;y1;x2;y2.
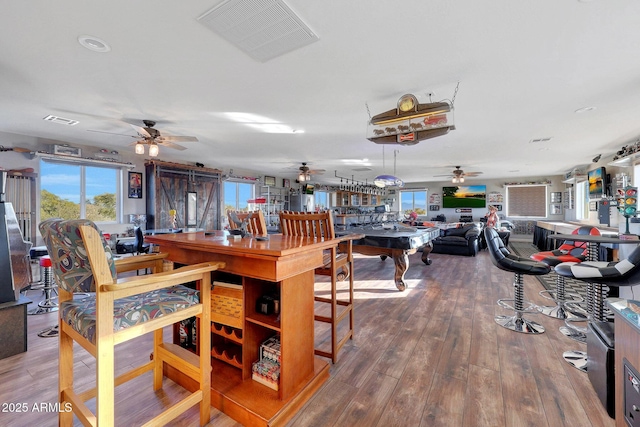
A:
442;185;487;208
588;167;606;200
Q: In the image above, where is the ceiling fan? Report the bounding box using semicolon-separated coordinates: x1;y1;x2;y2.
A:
89;119;198;156
297;162;325;182
434;166;483;183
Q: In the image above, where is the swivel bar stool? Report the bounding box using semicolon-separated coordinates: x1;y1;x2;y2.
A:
530;226;600;320
555;244;640;371
27;255;57;315
485;227;551;334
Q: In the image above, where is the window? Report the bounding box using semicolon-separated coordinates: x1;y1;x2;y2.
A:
40;160;120;222
505;185;547;217
224;181;255;212
315;191;328;210
575;181;589;220
399;189;427;214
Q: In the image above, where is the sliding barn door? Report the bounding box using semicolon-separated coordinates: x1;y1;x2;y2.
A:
145;161;223;231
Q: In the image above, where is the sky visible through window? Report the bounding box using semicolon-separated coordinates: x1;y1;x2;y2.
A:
40;162;117;203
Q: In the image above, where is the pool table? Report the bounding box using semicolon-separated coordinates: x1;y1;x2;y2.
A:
337;225;440;291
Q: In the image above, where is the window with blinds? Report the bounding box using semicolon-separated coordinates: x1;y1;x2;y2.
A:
506;185;547;217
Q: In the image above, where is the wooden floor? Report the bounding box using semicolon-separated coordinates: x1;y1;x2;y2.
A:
0;244;615;426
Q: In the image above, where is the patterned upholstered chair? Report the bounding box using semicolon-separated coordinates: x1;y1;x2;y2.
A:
530;226;600;319
39;219;224;426
485;227;551;334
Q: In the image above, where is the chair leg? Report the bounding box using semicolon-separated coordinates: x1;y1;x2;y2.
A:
153;329;163;390
59;323;74;426
495;273;545;334
96;337;116;425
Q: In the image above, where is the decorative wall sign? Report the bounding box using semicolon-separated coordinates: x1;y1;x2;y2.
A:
128;172;143;198
429;205;440;211
495;204;503;211
455;208;472;213
282;178;290;188
264;176;276;186
488;192;503;203
551;192;562;203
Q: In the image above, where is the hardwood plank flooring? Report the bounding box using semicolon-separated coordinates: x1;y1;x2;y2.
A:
0;246;615;426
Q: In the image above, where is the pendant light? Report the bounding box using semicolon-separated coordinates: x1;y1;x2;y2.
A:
148;142;159;157
134;141;145;155
374;147;404;188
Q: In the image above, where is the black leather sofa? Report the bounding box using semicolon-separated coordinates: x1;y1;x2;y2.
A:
431;223;482;256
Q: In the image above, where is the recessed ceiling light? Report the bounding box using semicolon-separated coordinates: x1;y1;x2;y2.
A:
78;35;111;53
575;106;596;113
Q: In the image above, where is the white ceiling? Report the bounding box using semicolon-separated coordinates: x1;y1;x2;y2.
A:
1;0;640;185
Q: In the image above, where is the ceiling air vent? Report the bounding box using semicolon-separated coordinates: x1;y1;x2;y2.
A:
529;137;552;144
43;115;79;126
198;0;319;62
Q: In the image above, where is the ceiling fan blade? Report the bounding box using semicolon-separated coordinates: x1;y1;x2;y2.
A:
464;172;483;176
158;135;198;142
433;173;454;177
130;124;151;138
158;140;187;151
308;169;325;175
87;129;136;138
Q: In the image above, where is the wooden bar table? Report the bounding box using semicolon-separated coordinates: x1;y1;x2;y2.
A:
146;230;341;427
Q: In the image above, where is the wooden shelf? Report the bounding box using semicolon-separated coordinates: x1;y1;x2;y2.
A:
608;153;639;167
211;344;242;369
211;322;243;344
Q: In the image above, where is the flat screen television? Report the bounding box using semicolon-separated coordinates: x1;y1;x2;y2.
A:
588;167;606;200
442;185;487;208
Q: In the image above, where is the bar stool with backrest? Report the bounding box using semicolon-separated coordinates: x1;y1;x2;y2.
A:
279;210;355;363
554;244;640;416
228;210;268;236
485;227;551;334
39;218;224;426
530;226;600;319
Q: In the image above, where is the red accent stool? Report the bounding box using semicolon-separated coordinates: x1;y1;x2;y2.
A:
28;255;58;315
530;226;600;329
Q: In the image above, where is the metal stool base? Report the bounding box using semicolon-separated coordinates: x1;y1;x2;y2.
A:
28;305;58;315
538;304;589;320
559;326;587;343
495;315;545;334
563;350;587;372
37;325;59;338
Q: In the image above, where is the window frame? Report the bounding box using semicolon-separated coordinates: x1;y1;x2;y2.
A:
399;188;428;214
39;159;123;224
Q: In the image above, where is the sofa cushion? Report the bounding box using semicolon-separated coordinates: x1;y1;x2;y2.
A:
444;225;475;237
436;236;468;246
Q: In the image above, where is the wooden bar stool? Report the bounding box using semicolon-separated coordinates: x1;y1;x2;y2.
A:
279;210;356;363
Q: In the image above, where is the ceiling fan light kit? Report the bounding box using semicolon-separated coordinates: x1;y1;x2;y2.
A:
435;166;483;183
148;143;159;157
134;142;145;155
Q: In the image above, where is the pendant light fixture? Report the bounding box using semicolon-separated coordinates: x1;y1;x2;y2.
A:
148;142;159;157
134;141;145;155
373;147;404;188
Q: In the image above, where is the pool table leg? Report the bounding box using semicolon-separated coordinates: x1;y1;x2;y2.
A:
393;250;409;291
421;242;433;266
